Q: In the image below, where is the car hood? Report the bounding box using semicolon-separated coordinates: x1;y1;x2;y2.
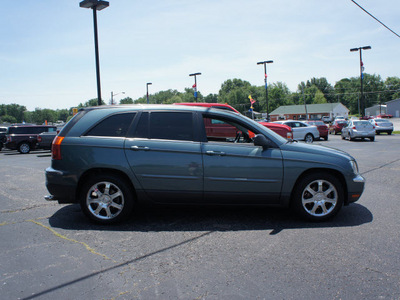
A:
280;141;354;161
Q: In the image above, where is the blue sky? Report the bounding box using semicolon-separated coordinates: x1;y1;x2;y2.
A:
1;0;399;111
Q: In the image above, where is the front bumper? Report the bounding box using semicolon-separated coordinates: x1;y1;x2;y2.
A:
346;174;365;204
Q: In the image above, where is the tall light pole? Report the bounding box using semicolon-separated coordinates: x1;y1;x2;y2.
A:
80;0;109;106
110;91;125;105
146;82;152;104
189;72;201;102
257;60;273;121
350;46;371;117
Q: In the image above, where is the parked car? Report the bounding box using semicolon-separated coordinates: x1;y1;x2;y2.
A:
322;116;332;123
305;121;329;141
174;103;293;139
329;120;348;135
341;120;375;141
360;115;374;120
273;120;320;143
0;126;7;150
376;113;393;118
5;125;57;153
37;131;59;150
45;105;365;224
368;118;393;135
334;116;346;121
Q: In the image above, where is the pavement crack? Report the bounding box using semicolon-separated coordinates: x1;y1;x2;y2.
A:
361;158;400;175
28;219;114;262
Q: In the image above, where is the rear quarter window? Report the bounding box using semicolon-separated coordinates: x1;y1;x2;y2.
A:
85;113;136;137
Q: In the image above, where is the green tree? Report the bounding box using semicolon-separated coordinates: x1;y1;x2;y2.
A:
120;97;134;104
1;115;17;123
56;109;70;122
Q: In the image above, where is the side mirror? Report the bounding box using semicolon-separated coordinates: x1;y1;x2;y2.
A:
254;134;275;149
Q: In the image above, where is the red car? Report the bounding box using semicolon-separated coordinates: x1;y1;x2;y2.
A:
305;120;329;141
174;103;293;139
329;120;348;135
376;113;393;118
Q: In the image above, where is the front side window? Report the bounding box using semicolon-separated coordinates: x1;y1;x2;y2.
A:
203;115;255;144
85;113;136;137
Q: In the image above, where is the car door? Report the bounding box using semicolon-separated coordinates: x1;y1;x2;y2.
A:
286;121;303;140
124;111;203;203
200;113;283;204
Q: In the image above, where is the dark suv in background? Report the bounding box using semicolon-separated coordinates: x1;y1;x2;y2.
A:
45;105;365;224
0;127;7;150
5;125;57;153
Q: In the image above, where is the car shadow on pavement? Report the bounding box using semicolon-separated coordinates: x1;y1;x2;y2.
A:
49;203;373;235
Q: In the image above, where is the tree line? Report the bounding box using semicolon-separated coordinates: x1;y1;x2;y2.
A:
1;74;399;124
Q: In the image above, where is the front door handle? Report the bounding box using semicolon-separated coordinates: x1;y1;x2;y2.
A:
131;145;150;151
206;150;226;156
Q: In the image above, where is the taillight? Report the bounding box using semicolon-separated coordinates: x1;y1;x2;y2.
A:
352;126;356;129
375;123;378;126
6;136;11;142
37;136;42;142
52;136;64;160
287;132;293;139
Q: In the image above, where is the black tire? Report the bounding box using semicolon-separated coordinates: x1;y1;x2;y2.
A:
18;142;30;154
0;142;3;151
79;174;134;224
388;131;392;135
304;133;314;143
370;136;375;142
323;136;328;141
376;131;380;135
291;172;344;221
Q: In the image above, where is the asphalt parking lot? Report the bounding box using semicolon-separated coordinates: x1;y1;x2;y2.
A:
1;134;400;300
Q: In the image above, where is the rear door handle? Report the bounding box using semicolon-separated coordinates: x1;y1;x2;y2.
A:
131;146;150;151
206;150;226;156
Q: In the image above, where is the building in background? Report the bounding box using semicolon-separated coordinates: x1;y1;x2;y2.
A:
269;103;349;121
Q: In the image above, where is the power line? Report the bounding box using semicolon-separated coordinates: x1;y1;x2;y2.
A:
350;0;400;38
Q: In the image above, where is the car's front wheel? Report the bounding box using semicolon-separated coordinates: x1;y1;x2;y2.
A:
79;174;134;224
291;172;344;221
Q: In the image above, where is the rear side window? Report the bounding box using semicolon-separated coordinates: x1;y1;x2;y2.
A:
133;112;194;141
85;113;136;137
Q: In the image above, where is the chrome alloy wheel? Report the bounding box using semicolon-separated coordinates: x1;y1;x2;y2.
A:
86;181;125;220
304;134;314;143
301;179;338;217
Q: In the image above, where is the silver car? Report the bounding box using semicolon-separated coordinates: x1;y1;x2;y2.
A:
368;118;393;135
342;120;375;141
274;120;320;143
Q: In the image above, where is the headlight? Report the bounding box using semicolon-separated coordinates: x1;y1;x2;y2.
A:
350;160;359;174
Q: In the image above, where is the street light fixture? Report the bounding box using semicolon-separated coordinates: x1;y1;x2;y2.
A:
110;91;125;105
80;0;110;106
257;60;273;121
189;72;201;102
146;82;152;104
350;46;371;117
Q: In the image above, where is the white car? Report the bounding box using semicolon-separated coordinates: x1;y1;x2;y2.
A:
274;120;320;143
368;118;393;135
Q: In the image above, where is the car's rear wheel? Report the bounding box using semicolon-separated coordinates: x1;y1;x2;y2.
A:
18;142;30;154
388;131;392;135
370;136;375;142
304;133;314;143
323;136;328;141
80;174;134;224
291;172;344;221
